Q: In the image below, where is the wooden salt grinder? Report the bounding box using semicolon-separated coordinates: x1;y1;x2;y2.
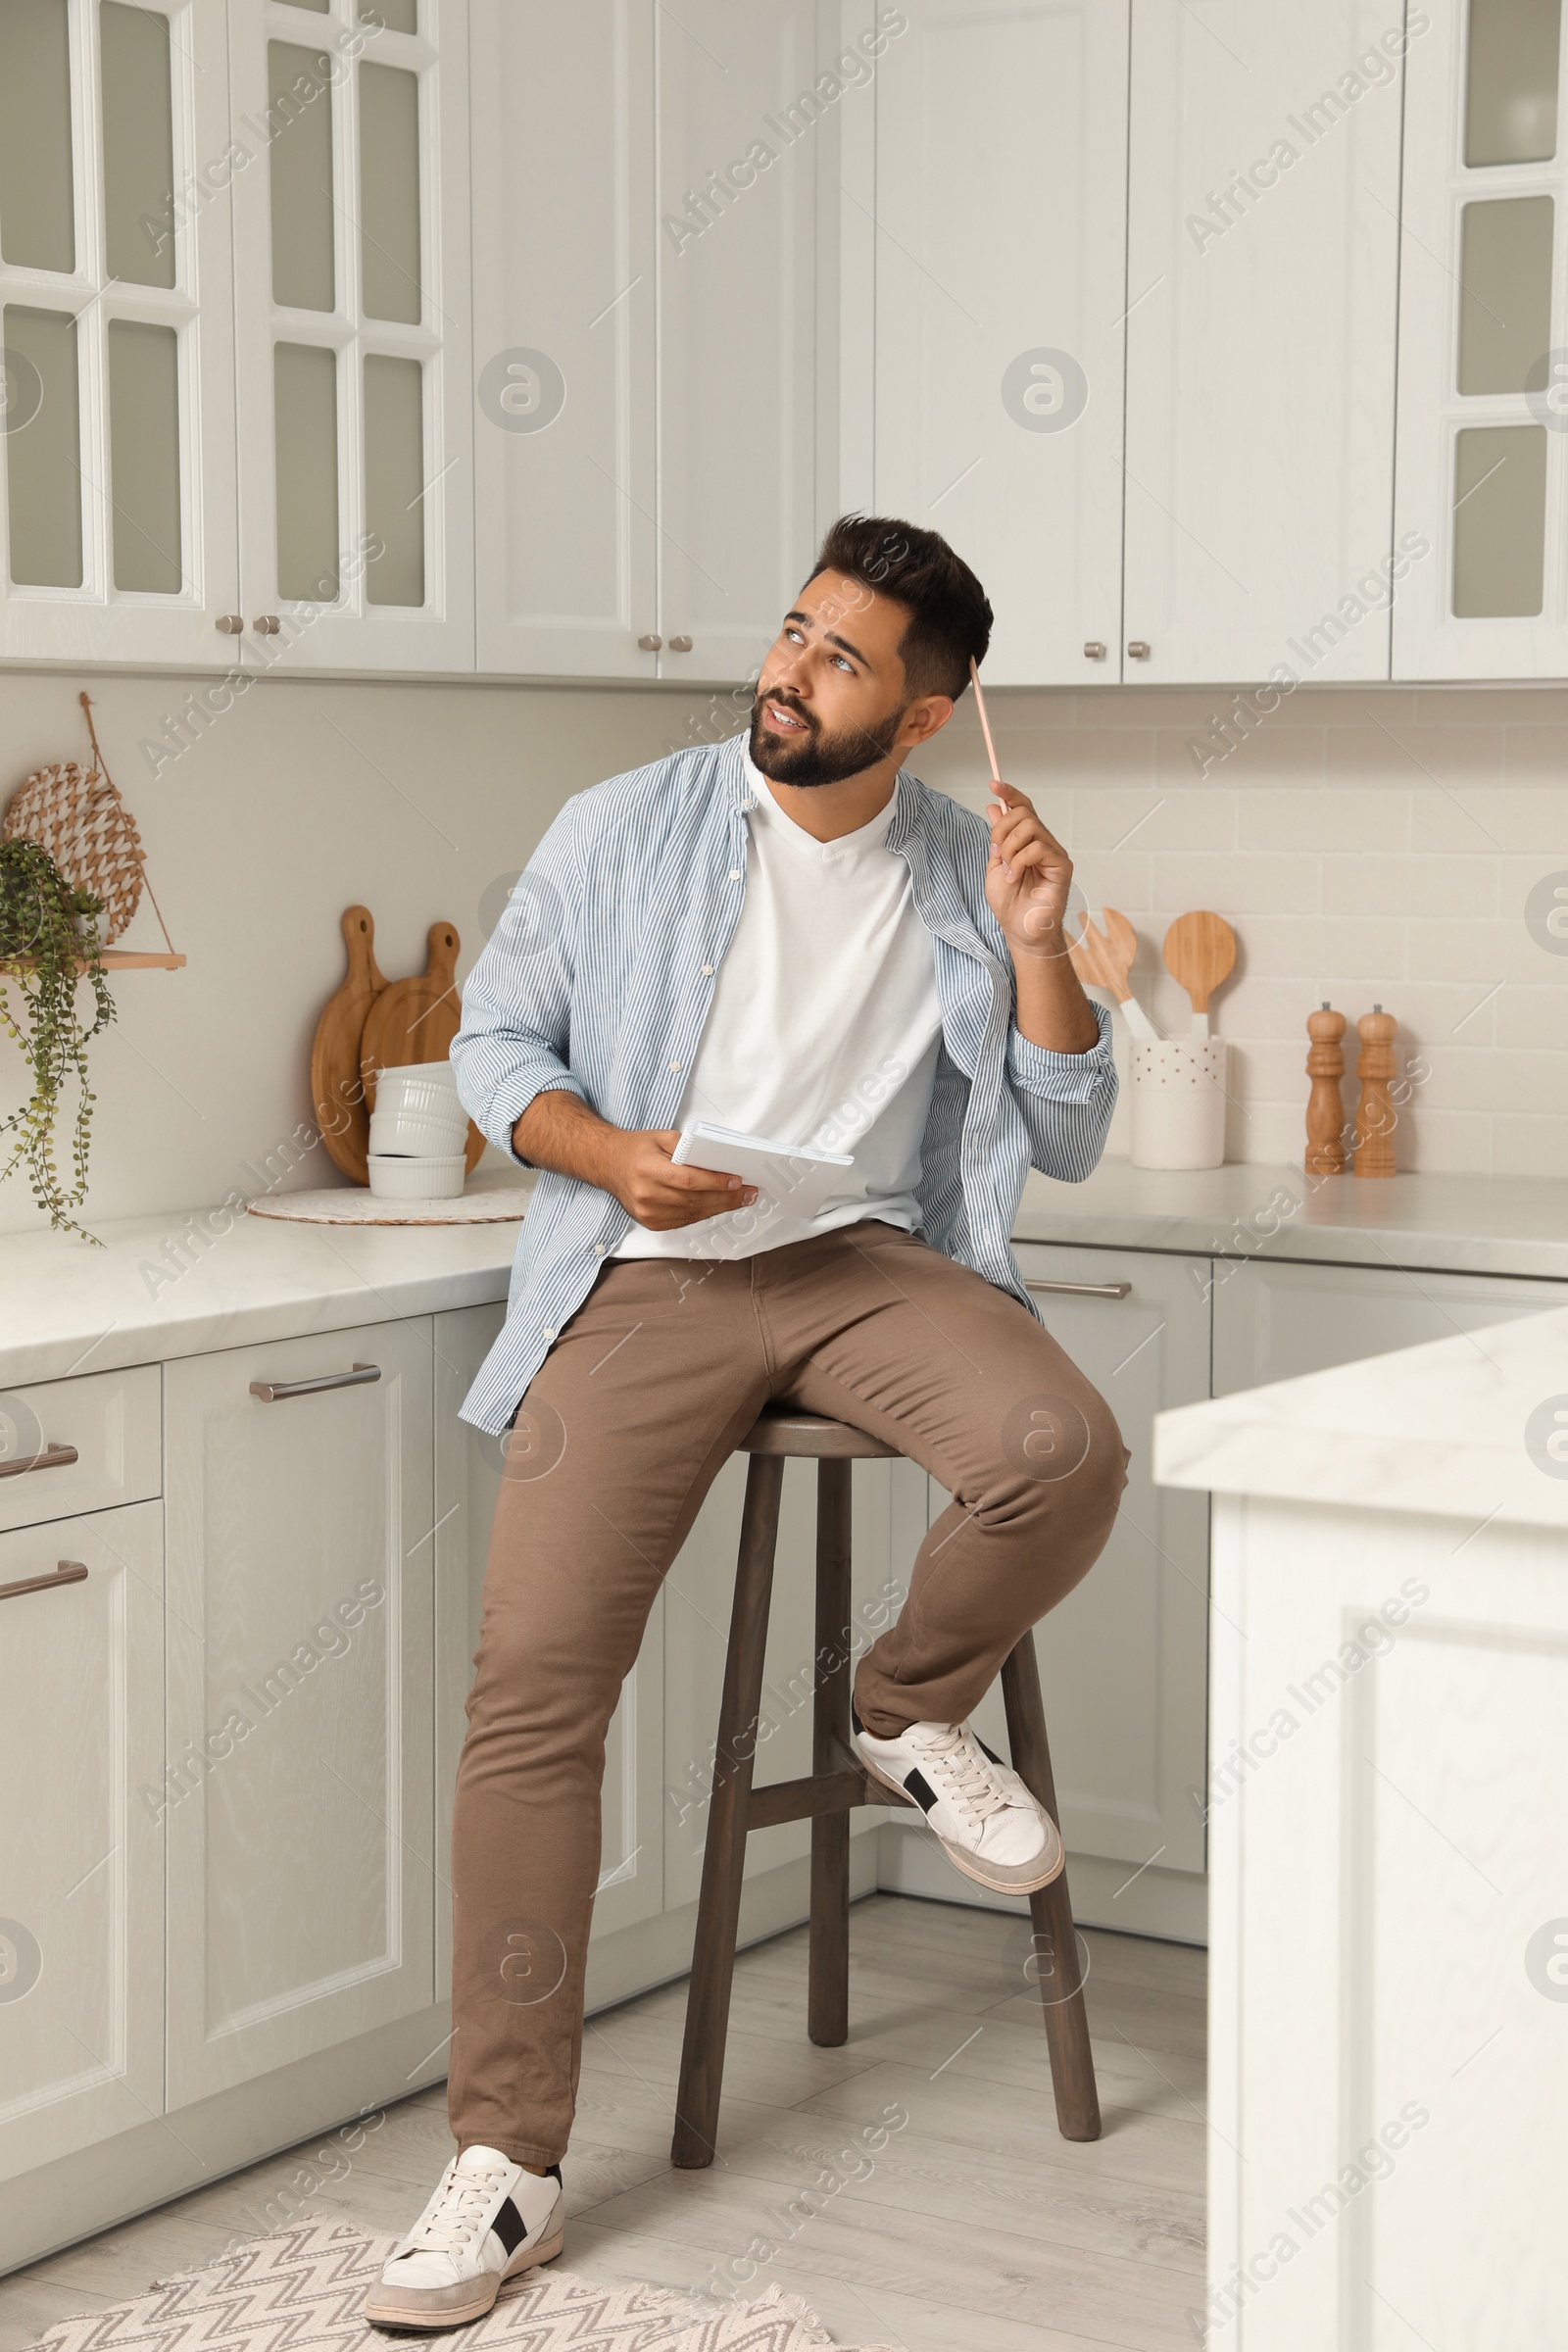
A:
1352;1004;1398;1179
1305;1003;1348;1174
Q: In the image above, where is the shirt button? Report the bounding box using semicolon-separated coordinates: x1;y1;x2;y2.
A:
729;868;740;880
593;1243;606;1255
702;963;713;976
543;1327;556;1340
670;1060;682;1073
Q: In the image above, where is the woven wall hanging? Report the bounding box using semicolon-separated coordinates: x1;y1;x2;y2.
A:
1;692;184;966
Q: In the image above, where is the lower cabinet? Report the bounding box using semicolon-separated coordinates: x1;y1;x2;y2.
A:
1213;1257;1568;1393
0;1502;165;2183
162;1322;436;2109
891;1241;1213;1938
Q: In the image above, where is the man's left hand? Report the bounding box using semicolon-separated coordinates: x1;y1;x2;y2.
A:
984;782;1073;963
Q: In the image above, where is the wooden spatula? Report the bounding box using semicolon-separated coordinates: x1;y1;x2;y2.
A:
1162;910;1236;1038
360;920;485;1173
312;906;386;1184
1066;907;1159;1042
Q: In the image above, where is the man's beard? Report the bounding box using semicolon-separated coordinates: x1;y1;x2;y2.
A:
748;689;904;787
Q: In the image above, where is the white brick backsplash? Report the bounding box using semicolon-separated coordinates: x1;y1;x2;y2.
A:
978;682;1568;1179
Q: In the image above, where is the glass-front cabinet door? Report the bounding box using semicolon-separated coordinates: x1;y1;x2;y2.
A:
0;0;239;662
1396;0;1568;675
227;0;473;671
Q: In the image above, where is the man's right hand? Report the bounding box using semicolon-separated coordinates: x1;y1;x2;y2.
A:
512;1091;757;1230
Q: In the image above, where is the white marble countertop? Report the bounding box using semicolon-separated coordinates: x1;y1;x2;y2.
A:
2;1155;1564;1391
1154;1300;1568;1532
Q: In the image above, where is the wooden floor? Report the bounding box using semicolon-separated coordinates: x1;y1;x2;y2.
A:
0;1894;1206;2352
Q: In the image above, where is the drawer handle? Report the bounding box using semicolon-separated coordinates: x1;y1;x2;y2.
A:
0;1442;79;1480
249;1362;381;1403
1024;1278;1132;1299
0;1561;89;1603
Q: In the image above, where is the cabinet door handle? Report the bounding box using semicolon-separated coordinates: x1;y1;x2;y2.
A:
1126;640;1151;660
215;614;245;634
0;1561;89;1603
637;633;662;651
253;615;281;635
1024;1278;1132;1299
1082;640;1106;661
0;1442;78;1481
249;1362;381;1403
667;634;694;653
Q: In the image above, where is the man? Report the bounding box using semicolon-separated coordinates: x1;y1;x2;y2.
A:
366;516;1128;2329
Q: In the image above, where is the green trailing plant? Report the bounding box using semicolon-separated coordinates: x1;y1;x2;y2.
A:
0;839;115;1242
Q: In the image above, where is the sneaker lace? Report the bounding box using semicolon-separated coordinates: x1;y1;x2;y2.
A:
913;1723;1020;1828
405;2161;509;2255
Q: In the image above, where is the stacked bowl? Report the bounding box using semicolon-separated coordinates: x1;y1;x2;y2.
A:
368;1064;468;1199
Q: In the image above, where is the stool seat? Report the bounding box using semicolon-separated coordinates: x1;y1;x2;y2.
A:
740;1403;898;1460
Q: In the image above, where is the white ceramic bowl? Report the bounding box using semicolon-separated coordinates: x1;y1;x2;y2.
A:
371;1063;463;1119
367;1152;466;1201
368;1102;468;1158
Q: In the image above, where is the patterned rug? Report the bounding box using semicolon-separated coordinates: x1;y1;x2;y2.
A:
24;2216;899;2352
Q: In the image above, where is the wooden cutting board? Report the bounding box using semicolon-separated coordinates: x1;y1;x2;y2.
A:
311;906;386;1184
358;919;484;1173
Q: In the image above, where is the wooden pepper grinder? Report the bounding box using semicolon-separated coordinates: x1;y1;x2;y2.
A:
1352;1004;1398;1179
1305;1003;1348;1174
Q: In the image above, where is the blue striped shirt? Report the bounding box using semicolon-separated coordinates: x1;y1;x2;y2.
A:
452;731;1116;1433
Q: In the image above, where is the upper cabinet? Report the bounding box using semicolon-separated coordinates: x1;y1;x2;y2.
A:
864;0;1128;685
1123;2;1407;684
470;0;832;682
0;0;238;664
12;2;1568;686
228;0;473;672
1396;0;1568;676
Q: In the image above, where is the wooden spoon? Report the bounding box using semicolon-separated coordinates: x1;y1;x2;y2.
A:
1066;907;1159;1042
1162;910;1236;1038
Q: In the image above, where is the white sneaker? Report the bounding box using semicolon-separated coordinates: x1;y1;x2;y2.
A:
364;2144;564;2330
854;1709;1065;1895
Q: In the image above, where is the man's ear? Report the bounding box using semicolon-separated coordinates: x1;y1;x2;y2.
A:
898;693;956;751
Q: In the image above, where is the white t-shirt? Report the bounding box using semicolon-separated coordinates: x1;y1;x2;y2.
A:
613;753;943;1260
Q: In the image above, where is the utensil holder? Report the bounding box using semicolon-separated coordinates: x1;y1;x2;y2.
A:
1130;1038;1228;1169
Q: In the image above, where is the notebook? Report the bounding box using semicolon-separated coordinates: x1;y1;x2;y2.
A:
671;1122;854;1216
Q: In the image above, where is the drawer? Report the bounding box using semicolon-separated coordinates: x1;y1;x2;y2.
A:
0;1365;162;1535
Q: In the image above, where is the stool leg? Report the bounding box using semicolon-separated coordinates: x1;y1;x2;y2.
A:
1001;1635;1102;2142
808;1457;853;2047
671;1454;785;2169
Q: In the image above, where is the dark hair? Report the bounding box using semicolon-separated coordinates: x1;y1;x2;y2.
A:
806;514;993;702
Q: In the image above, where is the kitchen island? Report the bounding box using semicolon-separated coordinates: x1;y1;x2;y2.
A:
1156;1305;1568;2346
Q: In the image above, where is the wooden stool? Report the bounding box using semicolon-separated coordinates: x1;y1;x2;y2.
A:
670;1403;1102;2169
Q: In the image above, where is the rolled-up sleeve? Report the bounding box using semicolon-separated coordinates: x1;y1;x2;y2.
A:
1005;997;1117;1180
452;800;586;1164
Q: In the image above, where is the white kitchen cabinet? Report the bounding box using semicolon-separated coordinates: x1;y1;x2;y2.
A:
902;1243;1212;1920
864;0;1129;684
227;0;473;671
0;1502;165;2183
0;1363;160;1535
432;1303;664;2003
471;0;832;684
1213;1256;1568;1395
1123;2;1407;683
1395;0;1568;676
468;0;659;678
0;0;239;664
652;0;832;682
162;1320;435;2109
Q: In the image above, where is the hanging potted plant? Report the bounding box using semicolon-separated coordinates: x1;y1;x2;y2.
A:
0;840;115;1241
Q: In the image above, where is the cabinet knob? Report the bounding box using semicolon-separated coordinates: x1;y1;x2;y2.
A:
1082;640;1106;661
253;614;281;635
1127;640;1151;660
215;614;245;634
637;633;662;652
667;635;694;653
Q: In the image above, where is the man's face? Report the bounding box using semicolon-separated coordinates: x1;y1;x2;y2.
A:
749;570;953;788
